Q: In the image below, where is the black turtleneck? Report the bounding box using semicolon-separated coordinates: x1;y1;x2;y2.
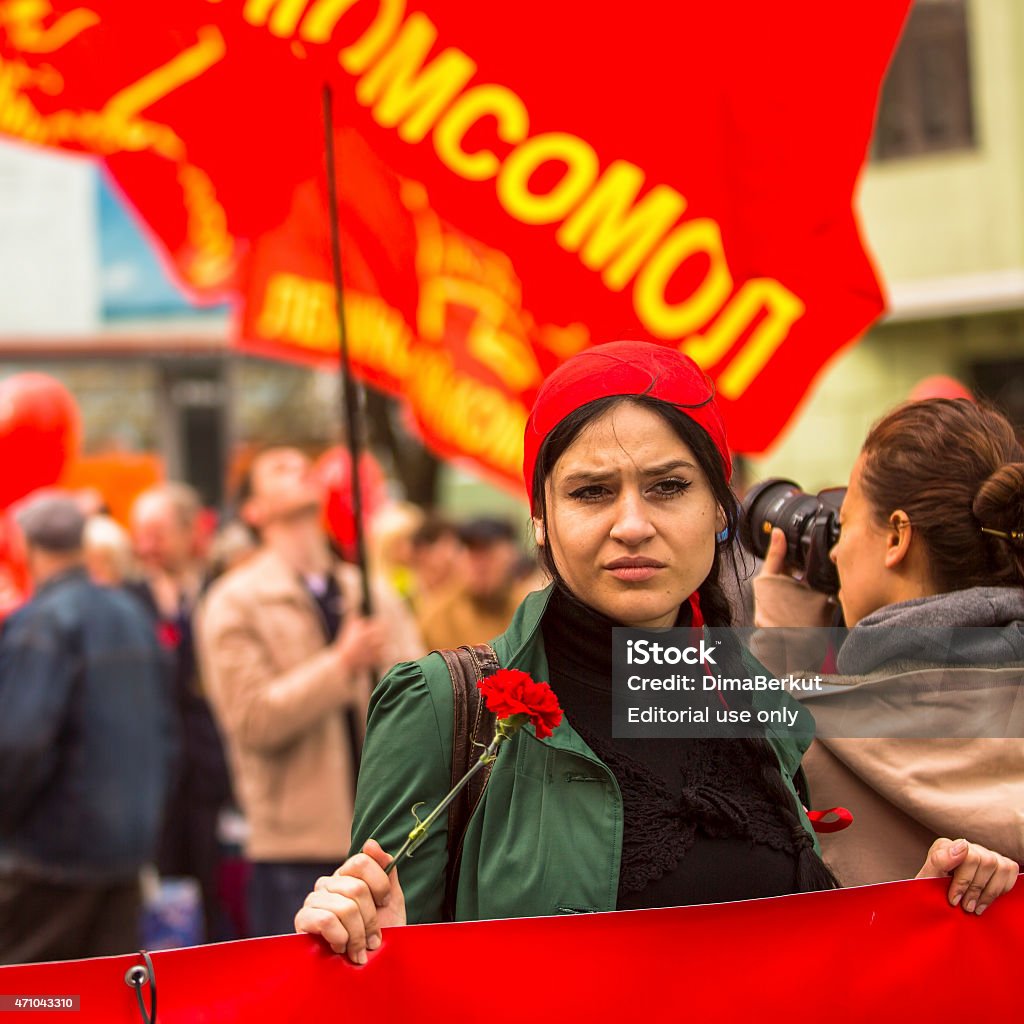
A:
540;586;802;909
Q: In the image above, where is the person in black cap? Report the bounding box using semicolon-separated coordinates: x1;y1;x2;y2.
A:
417;516;535;650
0;493;176;963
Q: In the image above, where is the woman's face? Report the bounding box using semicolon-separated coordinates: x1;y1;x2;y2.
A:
829;453;896;627
537;402;725;629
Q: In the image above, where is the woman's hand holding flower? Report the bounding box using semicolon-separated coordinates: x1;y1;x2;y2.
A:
295;670;562;963
295;839;406;965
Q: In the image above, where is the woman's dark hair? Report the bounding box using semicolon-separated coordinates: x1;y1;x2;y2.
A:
860;398;1024;591
532;394;839;892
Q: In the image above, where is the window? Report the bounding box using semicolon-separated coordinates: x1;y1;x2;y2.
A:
872;0;976;160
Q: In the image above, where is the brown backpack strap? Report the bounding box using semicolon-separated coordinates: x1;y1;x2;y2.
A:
436;643;499;921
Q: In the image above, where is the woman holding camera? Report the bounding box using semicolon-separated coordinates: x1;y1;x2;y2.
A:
295;346;1016;963
755;397;1024;893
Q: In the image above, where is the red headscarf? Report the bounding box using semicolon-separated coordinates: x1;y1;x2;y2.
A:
523;341;732;509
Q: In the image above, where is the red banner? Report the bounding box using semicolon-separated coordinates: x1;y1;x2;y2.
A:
0;879;1020;1022
0;1;910;484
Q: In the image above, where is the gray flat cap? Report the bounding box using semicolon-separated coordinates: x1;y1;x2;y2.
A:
15;493;86;552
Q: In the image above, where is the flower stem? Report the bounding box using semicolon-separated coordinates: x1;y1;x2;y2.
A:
384;734;503;875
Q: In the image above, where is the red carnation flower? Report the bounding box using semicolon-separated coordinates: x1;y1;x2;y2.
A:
477;669;563;740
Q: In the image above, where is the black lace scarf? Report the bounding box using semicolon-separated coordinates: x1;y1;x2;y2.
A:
540;586;802;900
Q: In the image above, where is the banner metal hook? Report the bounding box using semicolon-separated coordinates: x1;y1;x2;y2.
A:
123;949;157;1024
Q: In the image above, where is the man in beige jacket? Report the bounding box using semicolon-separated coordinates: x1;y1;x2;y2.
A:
196;448;423;936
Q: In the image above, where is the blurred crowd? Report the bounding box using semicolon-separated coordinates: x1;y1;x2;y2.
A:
0;445;540;962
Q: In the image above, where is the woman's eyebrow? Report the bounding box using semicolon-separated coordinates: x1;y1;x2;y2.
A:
643;459;696;476
560;469;614;486
559;459;695;486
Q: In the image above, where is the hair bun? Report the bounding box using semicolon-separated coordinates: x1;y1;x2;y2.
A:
973;463;1024;538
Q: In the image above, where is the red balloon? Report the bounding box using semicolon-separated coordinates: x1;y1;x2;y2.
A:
312;446;388;561
0;508;31;621
0;374;81;510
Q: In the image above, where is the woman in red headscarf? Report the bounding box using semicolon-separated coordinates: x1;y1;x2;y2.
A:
295;342;1017;963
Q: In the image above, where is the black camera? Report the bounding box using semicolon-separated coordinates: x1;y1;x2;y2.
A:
738;479;846;595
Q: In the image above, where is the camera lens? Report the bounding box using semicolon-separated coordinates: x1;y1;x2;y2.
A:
738;478;846;595
739;479;818;562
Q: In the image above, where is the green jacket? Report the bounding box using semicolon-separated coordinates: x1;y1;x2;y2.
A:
350;586;819;923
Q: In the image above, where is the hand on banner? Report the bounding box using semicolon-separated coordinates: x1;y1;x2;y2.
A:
915;837;1019;915
295;839;406;963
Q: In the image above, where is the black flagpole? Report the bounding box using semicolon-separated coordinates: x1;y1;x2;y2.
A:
322;82;373;619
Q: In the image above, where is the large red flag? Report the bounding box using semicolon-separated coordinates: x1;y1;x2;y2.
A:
0;1;909;484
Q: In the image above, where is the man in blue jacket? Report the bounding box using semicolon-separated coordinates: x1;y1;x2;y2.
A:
0;493;176;964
